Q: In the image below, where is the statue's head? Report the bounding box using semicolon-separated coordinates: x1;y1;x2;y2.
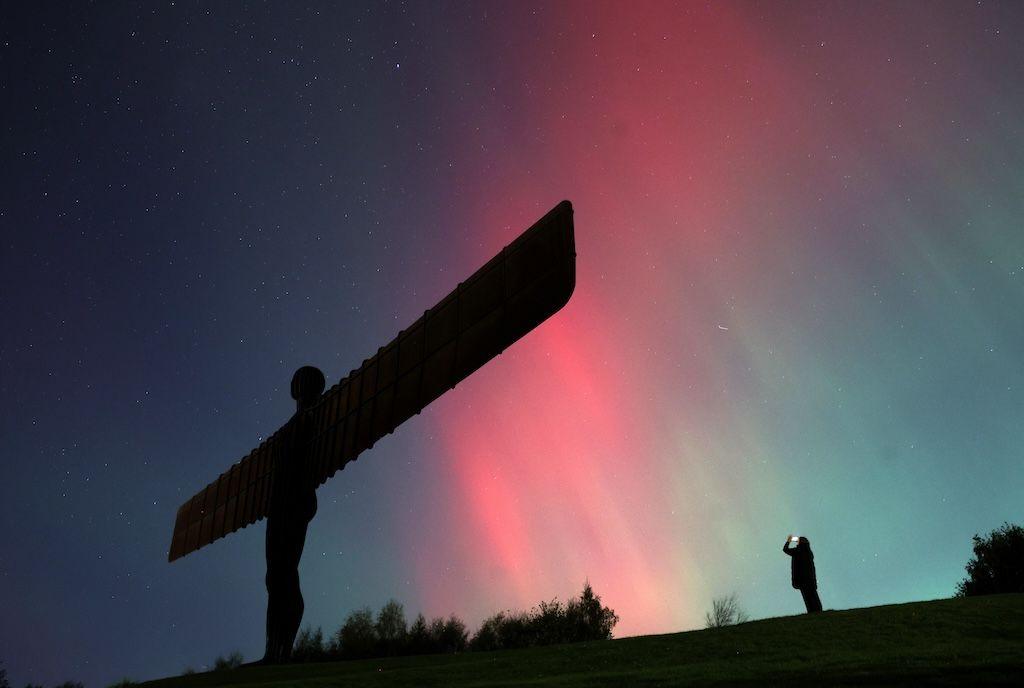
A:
291;365;325;408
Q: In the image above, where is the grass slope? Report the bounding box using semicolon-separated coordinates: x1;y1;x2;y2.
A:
141;594;1024;687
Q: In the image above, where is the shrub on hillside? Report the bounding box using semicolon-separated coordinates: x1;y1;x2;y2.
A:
956;522;1024;597
532;599;569;645
212;651;243;670
704;593;749;629
292;626;327;662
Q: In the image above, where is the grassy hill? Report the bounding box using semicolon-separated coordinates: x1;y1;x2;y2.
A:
140;594;1023;687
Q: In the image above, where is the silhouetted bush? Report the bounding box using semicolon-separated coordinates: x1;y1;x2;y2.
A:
106;680;139;688
0;661;8;688
52;684;85;688
212;651;243;670
532;599;568;645
956;522;1024;597
292;626;327;662
704;593;749;628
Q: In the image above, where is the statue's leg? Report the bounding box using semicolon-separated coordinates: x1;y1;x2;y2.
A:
280;520;310;661
278;567;303;661
264;515;283;664
264;568;279;662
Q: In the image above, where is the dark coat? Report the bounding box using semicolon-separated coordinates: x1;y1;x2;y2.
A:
783;538;817;590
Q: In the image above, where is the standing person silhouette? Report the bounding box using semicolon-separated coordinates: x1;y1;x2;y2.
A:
262;366;324;664
783;535;822;614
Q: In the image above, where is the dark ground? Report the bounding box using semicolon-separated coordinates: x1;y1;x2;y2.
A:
138;594;1024;687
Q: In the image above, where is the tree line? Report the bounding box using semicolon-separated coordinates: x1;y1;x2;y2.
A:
289;581;619;662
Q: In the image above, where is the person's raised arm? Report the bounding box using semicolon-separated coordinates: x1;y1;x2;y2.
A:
783;536;795;555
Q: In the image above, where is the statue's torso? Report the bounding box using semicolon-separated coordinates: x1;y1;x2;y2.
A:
266;409;318;553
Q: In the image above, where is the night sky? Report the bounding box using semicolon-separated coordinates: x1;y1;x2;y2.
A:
2;2;1023;685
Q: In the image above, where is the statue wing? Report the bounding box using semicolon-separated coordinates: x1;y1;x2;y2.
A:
168;200;576;562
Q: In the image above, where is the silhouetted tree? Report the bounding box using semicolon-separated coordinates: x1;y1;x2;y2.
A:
106;680;139;687
956;522;1024;597
533;599;568;645
469;612;504;651
375;599;408;655
334;607;377;659
426;616;447;652
569;582;619;640
704;593;749;628
292;626;326;662
421;616;442;653
491;610;533;648
402;613;426;655
0;663;8;688
435;614;469;653
52;684;85;688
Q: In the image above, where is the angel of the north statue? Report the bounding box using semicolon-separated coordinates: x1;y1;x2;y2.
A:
167;200;576;663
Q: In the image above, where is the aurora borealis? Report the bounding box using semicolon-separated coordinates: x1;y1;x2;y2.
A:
2;2;1023;685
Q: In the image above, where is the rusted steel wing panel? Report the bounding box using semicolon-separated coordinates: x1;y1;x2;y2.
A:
168;435;276;561
312;199;575;484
